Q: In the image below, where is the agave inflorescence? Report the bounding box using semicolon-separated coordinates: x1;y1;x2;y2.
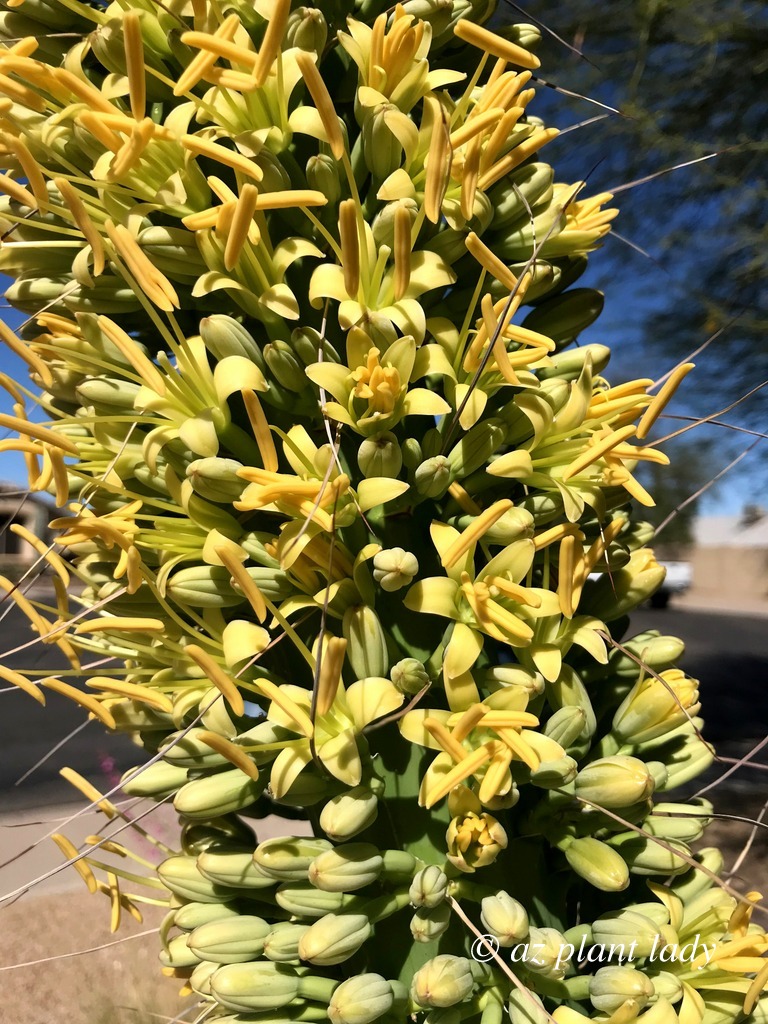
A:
0;1;765;1023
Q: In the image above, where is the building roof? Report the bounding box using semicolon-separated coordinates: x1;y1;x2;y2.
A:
694;513;768;548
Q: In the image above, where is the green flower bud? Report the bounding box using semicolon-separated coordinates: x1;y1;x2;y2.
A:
409;865;449;908
562;837;630;893
307;153;341;205
447;420;506;478
590;966;655;1014
574;756;655;808
543;706;587;748
157;856;229;904
189;959;218;997
329;974;396;1024
507;987;550;1024
480;891;529;946
402;436;423;469
196;851;277;890
649;971;684;1003
411;903;451;943
319;784;380;841
525;927;571;981
187;915;271;963
671;847;723;903
612;670;700;745
343;604;389;678
609;632;685;679
358;431;403;478
263;922;308;963
586;549;666;621
521;287;604;349
506;23;542;50
391;657;431;695
285;5;327;52
173;902;240;932
264;340;309;392
121;760;190;798
415;456;452;497
298;913;372;966
610;834;690;876
411;955;474;1008
538;343;611;382
185;457;244;503
308;843;384;892
174;768;264;819
210;962;300;1013
530;754;579;788
592;909;664;958
373;547;419;592
200;315;264;368
254;836;333;881
275;881;361;918
363;103;410;180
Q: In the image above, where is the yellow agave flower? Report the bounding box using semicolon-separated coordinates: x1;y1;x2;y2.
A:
306;327;450;435
260;656;404;798
339;7;464;119
402;512;574;718
400;686;545;809
309;200;456;343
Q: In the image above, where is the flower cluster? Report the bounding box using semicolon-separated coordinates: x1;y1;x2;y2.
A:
0;2;761;1024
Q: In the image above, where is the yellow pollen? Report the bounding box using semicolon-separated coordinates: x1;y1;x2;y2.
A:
0;664;45;705
636;362;695;440
451;108;504;149
393;201;412;301
179;30;258;71
224;182;259;270
197;731;259;780
0;411;78;455
533;522;584;551
426;742;501;807
558;533;577;618
338;198;360;298
174;13;240;95
454;20;541;70
424;96;451;224
487;576;541;607
42;678;117;730
96;315;167;396
54;177;105;276
85;678;173;714
295;49;345;159
424;717;468;762
466;231;518;291
441;499;514;567
123;11;146;120
242;390;278;473
186;643;245;718
181;135;263;183
479;747;514;803
253;0;291;88
104;223;179;311
0;319;53;387
478;128;559;192
351;349;400;414
215;545;267;623
316;636;347;717
562;425;638;482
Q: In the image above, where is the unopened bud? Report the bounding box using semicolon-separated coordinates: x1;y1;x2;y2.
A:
308;843;383;892
480;891;529;946
373;547;419;592
391;657;430;695
411;955;474;1008
562;836;630;892
590;966;655;1014
415;456;452;497
298;912;372;966
592;909;663;958
574;756;655;808
525;927;571;980
307;154;341;205
612;669;700;745
358;431;403;478
285;5;327;52
409;865;449;908
254;836;333;880
319;785;380;841
411;903;451;943
329;974;395;1024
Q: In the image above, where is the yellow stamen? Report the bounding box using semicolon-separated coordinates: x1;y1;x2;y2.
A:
242;390;278;473
181;135;263;182
0;411;78;454
452;703;489;742
460;132;482;221
253;0;292;88
96;315;167;395
451;108;503;150
60;767;117;817
442;499;514;567
478;128;559;191
448;481;483;515
743;959;768;1015
479;107;526;175
104;222;179;311
338;198;360;297
186;643;245;718
197;731;259;780
0;70;46;110
215;545;267;623
174;13;240;95
179;30;258;70
424;95;451;224
75;617;164;634
0;320;52;386
424;717;469;762
487;577;541;608
558;533;576;618
51;833;98;893
454;20;541;70
636;363;695;440
393;201;412;301
224;182;259;270
426;742;500;807
85;678;173;714
257;678;314;738
562;425;638;481
52;68;114;113
533;522;584;551
43;678;117;729
0;172;37;209
123;10;146;120
477;711;540;728
496;727;540;770
295;49;345;159
2;133;47;205
54;177;105;276
579;518;625;582
108;118;155;180
316;636;347;717
0;663;45;705
466;231;518;291
484;599;534;641
478;747;513;804
9;522;70;585
255;189;327;210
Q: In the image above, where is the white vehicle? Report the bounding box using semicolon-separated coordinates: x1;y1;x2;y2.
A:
651;560;692;609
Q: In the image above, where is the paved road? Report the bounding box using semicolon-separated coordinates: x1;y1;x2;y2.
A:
1;602;766;809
